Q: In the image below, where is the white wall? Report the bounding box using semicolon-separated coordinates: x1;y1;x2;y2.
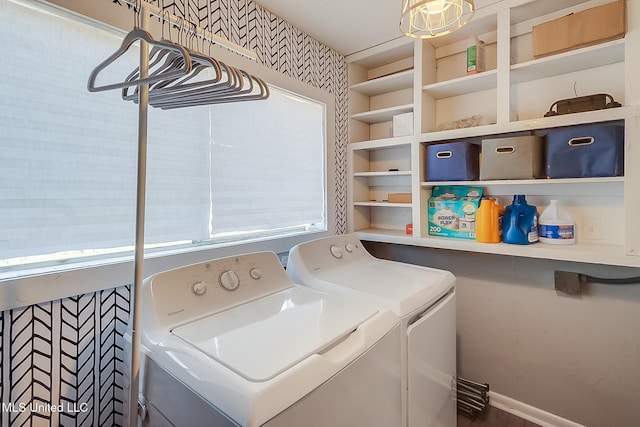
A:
364;241;640;427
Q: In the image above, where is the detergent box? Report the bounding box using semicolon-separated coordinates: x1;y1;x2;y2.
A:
428;186;483;239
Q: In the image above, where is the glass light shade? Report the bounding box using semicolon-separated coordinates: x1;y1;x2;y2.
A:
400;0;474;38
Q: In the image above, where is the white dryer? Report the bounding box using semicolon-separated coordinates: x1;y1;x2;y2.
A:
287;234;456;427
137;251;402;427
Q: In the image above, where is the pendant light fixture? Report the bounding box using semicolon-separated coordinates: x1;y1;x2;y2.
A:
400;0;475;38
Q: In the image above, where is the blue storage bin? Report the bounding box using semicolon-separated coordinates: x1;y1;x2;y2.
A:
426;141;480;181
545;123;624;178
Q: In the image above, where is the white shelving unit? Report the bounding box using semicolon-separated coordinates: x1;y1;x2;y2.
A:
346;0;640;267
348;137;414;233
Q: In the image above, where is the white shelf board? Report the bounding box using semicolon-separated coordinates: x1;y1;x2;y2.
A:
510;0;589;28
349;135;416;150
421;177;624;196
420;106;639;142
355;229;640;268
511;39;625;84
355;171;412;177
422;177;623;186
351;104;414;124
351;69;414;97
423;69;498;99
347;38;414;69
354;202;412;208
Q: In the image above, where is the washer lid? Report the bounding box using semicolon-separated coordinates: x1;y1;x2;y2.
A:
172;286;377;382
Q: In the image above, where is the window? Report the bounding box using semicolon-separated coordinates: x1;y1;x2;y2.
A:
209;89;326;241
0;0;327;273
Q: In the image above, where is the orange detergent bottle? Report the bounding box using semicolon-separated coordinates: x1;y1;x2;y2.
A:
475;197;504;243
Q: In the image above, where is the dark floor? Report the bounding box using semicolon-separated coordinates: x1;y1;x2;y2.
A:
457;405;542;427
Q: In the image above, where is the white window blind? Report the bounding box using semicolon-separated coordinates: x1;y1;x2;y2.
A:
0;0;327;270
210;89;326;239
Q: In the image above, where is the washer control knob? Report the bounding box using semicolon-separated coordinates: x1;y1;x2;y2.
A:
330;245;343;259
219;270;240;290
249;268;263;280
345;243;354;253
192;281;207;296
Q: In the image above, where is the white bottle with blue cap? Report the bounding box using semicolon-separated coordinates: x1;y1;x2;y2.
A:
539;200;576;245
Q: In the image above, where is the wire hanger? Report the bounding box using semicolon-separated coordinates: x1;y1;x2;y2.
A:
153;69;269;109
122;19;228;103
120;13;192;99
88;1;268;106
88;27;192;92
88;6;192;93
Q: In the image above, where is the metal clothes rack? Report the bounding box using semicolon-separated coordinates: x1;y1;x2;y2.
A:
87;2;261;425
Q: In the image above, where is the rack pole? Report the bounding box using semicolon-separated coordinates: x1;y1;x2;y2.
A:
128;2;150;426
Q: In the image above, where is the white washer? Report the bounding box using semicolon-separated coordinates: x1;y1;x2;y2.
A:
138;251;402;427
287;234;456;427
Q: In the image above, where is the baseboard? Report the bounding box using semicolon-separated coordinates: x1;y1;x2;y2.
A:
489;392;586;427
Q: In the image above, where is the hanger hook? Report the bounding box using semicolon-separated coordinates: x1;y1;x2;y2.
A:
191;21;198;52
160;7;166;40
182;17;188;47
131;0;139;29
176;16;182;45
138;0;144;29
184;25;189;49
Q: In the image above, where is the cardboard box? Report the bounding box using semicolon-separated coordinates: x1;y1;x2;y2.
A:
480;136;545;180
428;186;482;240
393;112;413;137
533;0;626;58
388;193;412;203
466;38;485;75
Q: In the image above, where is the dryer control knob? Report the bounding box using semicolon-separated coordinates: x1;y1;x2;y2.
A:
345;243;354;253
249;268;263;280
330;245;343;259
219;270;240;290
192;281;207;296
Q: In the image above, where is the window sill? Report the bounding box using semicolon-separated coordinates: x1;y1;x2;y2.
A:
0;231;330;311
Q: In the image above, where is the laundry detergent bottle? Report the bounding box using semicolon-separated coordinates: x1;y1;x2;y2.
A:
476;198;504;243
503;195;539;245
539;200;576;245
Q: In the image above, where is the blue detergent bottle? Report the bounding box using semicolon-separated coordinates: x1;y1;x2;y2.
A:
503;195;539;245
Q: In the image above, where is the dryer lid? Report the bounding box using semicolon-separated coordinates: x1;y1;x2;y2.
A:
172;286;377;382
314;259;454;317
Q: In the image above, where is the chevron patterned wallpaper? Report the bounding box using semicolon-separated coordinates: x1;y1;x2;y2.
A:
0;287;131;427
0;0;347;425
